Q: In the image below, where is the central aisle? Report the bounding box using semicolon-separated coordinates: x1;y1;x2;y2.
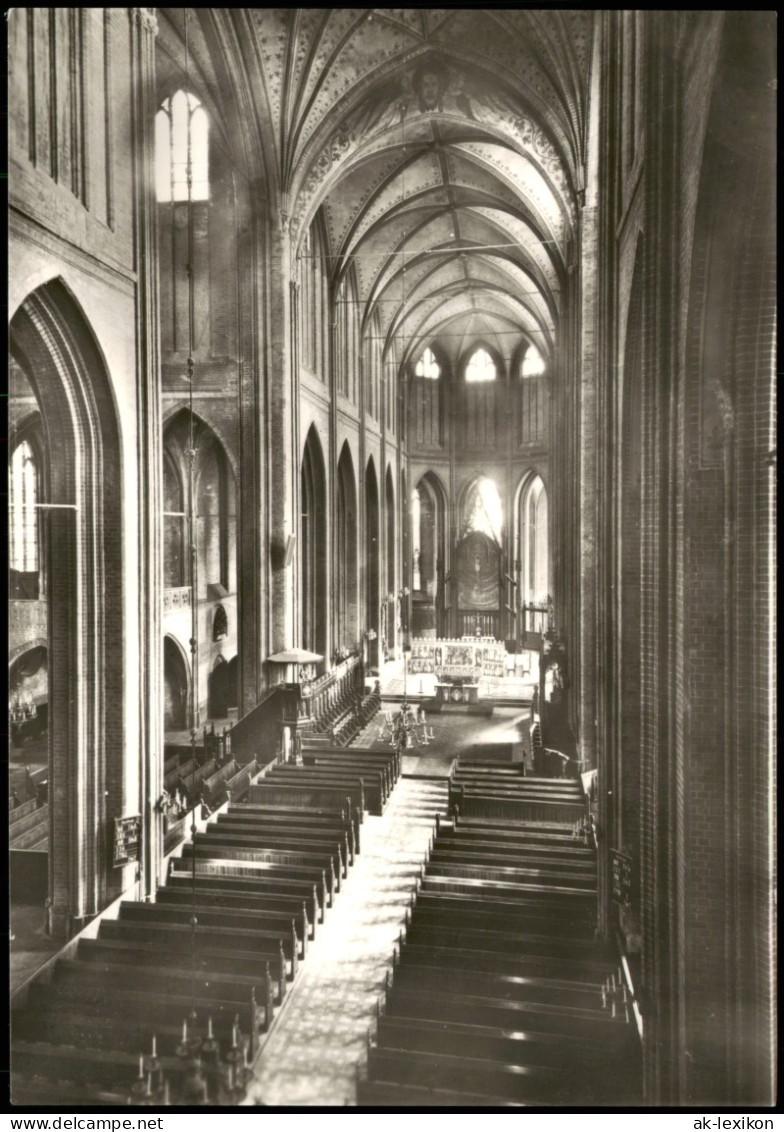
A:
244;778;450;1107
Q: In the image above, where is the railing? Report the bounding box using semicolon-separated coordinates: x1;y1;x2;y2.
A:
523;603;548;634
457;611;498;638
300;654;363;731
163;586;192;613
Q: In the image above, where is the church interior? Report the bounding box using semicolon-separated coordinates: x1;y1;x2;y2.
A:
7;8;776;1109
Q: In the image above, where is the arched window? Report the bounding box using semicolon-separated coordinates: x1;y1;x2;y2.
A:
521;344;546;377
300;223;327;376
163;450;185;588
10;440;39;579
411;346;442;447
520;476;548;607
197;443;228;595
415;347;440;380
465;347;496;383
463;477;503;544
336;280;348;397
156;90;209;203
519;344;547;445
411;489;422;589
464;348;497;446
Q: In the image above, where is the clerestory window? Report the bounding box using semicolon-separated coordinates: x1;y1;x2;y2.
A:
465;347;496;383
415;347;441;380
156;90;209;203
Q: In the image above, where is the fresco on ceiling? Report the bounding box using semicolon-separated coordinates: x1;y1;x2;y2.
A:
294;56;569;238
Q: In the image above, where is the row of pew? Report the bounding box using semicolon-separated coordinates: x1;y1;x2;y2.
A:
10;797;49;851
304;687;382;748
163;747;255;812
11;743;402;1106
248;745;397;818
358;763;640;1107
450;758;587;825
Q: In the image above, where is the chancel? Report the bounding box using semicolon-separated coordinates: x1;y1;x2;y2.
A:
7;8;775;1110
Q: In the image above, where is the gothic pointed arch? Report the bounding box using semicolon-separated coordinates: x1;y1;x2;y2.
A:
335;441;358;656
365;456;380;667
300;425;328;659
9;278;124;936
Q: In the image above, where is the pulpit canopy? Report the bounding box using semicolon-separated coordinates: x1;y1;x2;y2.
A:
268;647;323;685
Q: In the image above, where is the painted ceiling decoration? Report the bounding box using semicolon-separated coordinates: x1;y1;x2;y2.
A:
162;8;594;371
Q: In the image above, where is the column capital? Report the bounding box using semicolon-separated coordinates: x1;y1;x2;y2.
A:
129;7;158;35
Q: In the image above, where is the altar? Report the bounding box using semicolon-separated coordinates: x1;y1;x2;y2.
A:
408;636;507;684
434;681;480;705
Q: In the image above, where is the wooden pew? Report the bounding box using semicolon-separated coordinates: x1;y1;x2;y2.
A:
165;868;324;927
410;893;596;940
78;929;291;1004
397;941;615;986
431;833;596;872
248;782;364;827
420;872;596;909
358;1078;524;1109
118;898;309;959
391;959;606;1011
450;787;586;825
214;816;351;876
164;756;197;793
384;984;629;1047
436;821;592;854
261;766;373;816
185;831;339;902
16;980;267;1055
9;802;49;850
201;759;238;805
9;797;40;823
155;885;313;942
301;753;393;798
403;920;607;962
375;1013;637;1073
298;756;390;806
178;844;333;910
224;759;258;803
425;852;597;893
52;956;276;1029
193;825;345;888
302;742;400;779
363;1043;578;1105
230;801;360;854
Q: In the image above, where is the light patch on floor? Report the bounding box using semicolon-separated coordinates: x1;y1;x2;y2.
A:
243;779;449;1107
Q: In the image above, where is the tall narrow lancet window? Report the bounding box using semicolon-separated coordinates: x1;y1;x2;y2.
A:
10;440;40;597
163;450;185;589
301;429;328;659
464;348;497;447
464;477;503;544
520;476;548;608
411;489;422;590
412;346;441;446
336;281;348;397
415;347;440;380
465;347;496;383
519;344;547;445
155;90;209;203
521;344;546;378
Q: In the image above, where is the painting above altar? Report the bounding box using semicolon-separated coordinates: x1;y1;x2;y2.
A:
457;530;500;611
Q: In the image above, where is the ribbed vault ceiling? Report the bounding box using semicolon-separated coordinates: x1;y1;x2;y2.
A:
164;8;595;368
